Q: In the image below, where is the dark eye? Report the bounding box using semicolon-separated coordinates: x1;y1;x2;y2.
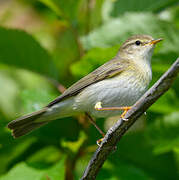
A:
135;40;141;46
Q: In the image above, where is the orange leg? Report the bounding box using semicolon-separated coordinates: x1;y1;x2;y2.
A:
85;113;105;147
85;113;105;137
94;102;132;146
95;102;132;121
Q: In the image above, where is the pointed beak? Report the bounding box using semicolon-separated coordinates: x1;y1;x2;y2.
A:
148;38;163;45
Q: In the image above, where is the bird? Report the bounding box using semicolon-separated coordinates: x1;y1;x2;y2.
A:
7;34;163;139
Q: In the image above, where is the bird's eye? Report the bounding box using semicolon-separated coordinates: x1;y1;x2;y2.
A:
135;40;141;46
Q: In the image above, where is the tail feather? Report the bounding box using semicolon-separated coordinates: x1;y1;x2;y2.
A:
12;121;48;138
7;108;49;138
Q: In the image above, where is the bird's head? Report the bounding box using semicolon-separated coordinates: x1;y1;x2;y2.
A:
119;34;163;62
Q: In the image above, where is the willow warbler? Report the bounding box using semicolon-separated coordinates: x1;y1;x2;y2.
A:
7;34;162;138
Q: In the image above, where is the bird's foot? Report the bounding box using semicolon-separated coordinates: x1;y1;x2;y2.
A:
120;106;131;120
121;117;129;121
97;137;104;147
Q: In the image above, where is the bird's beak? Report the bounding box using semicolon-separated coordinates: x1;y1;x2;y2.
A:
148;38;163;45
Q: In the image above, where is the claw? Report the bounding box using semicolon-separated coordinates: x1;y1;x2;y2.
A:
97;138;104;147
122;118;128;121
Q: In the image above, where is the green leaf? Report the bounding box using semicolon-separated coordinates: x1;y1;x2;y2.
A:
149;89;179;114
173;147;179;171
20;88;56;113
39;0;104;33
0;137;36;174
110;0;179;17
0;27;58;79
39;0;81;21
81;12;179;55
98;159;151;180
0;70;20;117
0;68;58;118
0;163;44;180
38;0;63;17
147;112;179;154
77;0;106;33
27;146;62;165
110;132;179;179
42;157;65;180
0;157;65;180
61;131;87;153
52;29;80;84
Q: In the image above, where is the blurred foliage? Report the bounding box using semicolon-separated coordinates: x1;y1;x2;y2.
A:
0;0;178;179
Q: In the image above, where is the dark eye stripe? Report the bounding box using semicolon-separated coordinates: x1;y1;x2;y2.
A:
121;40;144;49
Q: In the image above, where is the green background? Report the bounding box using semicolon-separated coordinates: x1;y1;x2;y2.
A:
0;0;179;179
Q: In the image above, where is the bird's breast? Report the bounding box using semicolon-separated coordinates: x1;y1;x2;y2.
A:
74;70;151;117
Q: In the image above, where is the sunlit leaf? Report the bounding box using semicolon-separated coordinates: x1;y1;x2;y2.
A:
61;131;87;153
81;12;179;55
0;156;65;180
27;146;62;165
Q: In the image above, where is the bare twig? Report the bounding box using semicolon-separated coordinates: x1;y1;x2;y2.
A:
81;58;179;180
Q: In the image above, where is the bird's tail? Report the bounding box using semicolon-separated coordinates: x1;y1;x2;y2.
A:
7;108;49;138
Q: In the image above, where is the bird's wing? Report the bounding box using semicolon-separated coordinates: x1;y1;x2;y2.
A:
47;57;129;107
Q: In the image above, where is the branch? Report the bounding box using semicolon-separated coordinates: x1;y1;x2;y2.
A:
81;58;179;180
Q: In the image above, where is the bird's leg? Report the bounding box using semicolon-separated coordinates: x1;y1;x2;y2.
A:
85;113;105;137
85;113;105;146
94;102;132;146
95;102;131;121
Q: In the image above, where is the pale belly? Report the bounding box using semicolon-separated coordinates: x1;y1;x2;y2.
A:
45;72;151;120
74;75;149;117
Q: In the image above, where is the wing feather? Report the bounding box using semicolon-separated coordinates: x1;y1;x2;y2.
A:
47;57;129;107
